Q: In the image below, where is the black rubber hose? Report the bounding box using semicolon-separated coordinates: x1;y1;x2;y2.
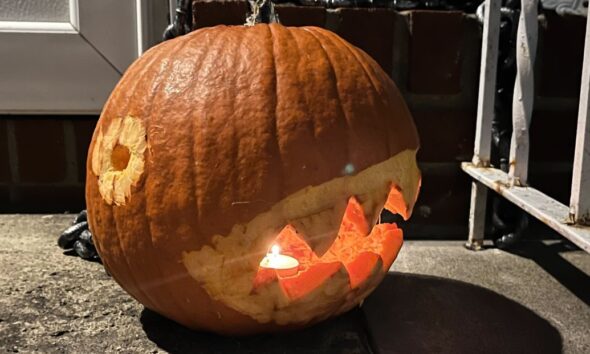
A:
57;221;88;249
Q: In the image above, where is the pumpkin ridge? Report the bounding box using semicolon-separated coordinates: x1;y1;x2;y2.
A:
270;26;338;253
140;35;213;320
286;27;350;252
326;30;386;104
185;32;206;244
325;30;394;157
317;29;389;167
115;43;177;313
232;25;277;218
267;24;284;210
181;33;212;328
145;35;211;317
193;27;245;231
268;24;308;196
227;27;242;225
301;27;351;174
131;36;198;319
324;29;418;156
270;24;289;197
276;24;308;195
289;28;319;152
303;28;358;183
353;43;409;157
99;43;177;313
185;29;219;239
160;29;241;327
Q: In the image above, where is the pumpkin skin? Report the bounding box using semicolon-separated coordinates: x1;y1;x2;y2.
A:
86;23;420;335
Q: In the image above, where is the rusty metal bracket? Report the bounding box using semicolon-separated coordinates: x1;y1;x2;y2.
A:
463;163;590;253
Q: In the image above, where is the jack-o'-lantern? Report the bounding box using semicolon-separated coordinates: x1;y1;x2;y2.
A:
86;23;420;335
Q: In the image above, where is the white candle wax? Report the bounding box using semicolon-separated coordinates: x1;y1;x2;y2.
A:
259;245;299;275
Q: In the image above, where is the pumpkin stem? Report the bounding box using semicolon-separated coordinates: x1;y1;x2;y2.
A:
245;0;279;26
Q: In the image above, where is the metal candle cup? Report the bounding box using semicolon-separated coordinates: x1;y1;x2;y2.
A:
259;245;299;277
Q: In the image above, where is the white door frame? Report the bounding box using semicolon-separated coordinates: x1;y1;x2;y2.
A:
0;0;166;114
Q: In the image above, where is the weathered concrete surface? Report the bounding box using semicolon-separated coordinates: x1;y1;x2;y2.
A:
367;241;590;354
0;214;588;353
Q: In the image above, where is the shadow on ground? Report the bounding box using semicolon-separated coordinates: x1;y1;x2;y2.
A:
504;240;590;307
141;273;562;354
141;306;372;354
364;273;562;354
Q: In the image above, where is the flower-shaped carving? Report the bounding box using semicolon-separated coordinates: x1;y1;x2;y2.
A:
91;115;147;206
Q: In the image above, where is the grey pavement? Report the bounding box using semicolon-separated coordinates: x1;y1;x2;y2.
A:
0;215;588;353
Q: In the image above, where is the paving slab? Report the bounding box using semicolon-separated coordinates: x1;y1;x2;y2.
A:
0;215;588;353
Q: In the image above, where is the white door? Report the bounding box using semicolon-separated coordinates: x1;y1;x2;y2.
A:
0;0;168;114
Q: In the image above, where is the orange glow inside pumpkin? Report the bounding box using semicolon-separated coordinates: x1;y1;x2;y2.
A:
252;184;407;300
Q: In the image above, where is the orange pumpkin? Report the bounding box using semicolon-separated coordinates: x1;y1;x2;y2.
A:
86;23;420;335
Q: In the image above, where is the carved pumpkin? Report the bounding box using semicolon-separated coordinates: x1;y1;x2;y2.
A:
86;24;420;335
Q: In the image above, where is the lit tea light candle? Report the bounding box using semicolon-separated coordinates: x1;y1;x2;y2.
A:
259;245;299;277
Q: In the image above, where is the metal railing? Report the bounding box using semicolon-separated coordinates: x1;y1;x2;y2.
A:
463;0;590;253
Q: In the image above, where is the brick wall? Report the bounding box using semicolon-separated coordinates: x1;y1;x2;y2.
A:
0;117;96;213
0;4;585;239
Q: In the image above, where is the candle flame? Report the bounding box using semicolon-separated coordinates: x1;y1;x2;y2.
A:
271;245;280;257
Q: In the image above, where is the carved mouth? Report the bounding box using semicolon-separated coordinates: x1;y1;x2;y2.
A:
182;150;420;325
252;184;406;300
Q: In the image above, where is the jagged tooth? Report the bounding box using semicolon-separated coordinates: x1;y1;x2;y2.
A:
288;199;348;257
339;196;369;236
339;256;385;315
252;267;278;292
356;187;390;231
277;262;346;302
384;183;410;220
275;225;311;250
368;224;403;270
371;196;388;227
273;224;318;262
344;252;381;289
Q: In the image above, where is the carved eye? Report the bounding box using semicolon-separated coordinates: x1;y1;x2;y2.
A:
91;115;146;206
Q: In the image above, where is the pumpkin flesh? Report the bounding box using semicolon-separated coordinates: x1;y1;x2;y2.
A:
253;191;404;300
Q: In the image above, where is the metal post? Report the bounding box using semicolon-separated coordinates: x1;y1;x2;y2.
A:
163;0;192;41
508;0;538;186
168;0;176;22
473;0;502;167
466;0;502;250
570;13;590;225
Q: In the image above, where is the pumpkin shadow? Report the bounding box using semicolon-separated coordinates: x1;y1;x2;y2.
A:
140;305;372;354
363;272;562;354
140;273;562;354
